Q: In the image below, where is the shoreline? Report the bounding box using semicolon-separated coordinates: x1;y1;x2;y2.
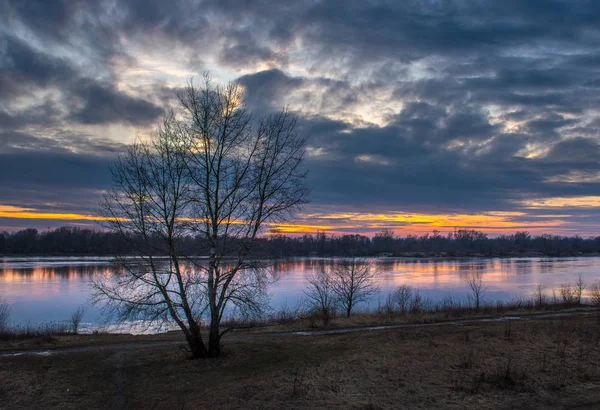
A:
3;305;599;352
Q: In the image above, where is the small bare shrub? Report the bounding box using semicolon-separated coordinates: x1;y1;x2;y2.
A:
291;366;308;397
551;288;559;305
575;274;585;304
0;321;71;341
559;284;577;305
464;272;487;311
410;290;423;313
461;345;475;369
379;294;396;315
504;319;512;340
588;281;600;306
533;284;546;307
0;297;10;331
488;355;528;390
392;285;413;313
70;307;85;334
274;305;302;325
329;257;379;317
304;269;335;326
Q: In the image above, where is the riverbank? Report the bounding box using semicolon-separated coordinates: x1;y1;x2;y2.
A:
1;309;600;409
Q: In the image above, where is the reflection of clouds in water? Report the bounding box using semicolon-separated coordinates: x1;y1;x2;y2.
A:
3;257;600;328
0;256;115;270
0;265;110;281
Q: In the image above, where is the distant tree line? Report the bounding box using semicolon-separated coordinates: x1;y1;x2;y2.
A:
264;229;600;257
0;227;130;255
2;226;600;257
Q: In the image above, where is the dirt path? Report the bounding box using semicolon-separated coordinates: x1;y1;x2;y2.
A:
1;308;598;358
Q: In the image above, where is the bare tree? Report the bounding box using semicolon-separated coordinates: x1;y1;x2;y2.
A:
329;258;379;317
304;268;335;325
464;272;486;311
0;297;10;331
94;74;309;358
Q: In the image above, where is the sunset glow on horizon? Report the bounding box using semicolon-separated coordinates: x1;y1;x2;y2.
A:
1;202;592;237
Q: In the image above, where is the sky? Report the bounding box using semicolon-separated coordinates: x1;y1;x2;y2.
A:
1;0;600;236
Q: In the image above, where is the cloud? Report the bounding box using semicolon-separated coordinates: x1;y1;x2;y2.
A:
2;0;600;234
0;32;163;127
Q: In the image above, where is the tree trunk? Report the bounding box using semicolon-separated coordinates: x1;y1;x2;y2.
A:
186;329;208;359
208;320;221;357
206;245;221;358
322;307;330;326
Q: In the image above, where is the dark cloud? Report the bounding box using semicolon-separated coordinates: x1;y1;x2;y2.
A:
0;129;125;154
545;138;600;164
0;35;76;99
0;35;163;127
6;0;78;38
237;69;305;113
69;80;164;126
0;151;113;189
0;102;63;130
0;131;121;216
524;114;577;138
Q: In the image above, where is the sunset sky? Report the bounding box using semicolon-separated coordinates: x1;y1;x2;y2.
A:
2;0;600;236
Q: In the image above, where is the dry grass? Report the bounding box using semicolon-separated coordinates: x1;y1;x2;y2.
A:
2;313;600;409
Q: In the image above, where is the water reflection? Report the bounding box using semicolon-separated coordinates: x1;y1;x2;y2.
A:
1;265;109;281
2;257;600;326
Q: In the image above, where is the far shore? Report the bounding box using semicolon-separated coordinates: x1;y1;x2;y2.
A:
4;251;600;259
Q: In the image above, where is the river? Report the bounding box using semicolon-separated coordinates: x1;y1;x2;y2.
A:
1;256;599;331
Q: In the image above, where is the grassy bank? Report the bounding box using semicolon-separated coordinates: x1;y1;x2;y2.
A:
1;311;600;409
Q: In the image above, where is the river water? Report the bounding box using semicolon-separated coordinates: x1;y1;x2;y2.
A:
1;256;599;331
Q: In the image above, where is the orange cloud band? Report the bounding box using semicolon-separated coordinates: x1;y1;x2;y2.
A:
0;204;577;236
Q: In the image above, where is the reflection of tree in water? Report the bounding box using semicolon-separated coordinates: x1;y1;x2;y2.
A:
498;259;534;276
539;259;561;275
458;260;487;273
513;259;533;276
